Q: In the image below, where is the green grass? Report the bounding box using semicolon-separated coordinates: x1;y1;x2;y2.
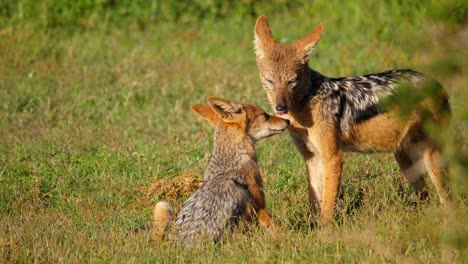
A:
1;0;467;262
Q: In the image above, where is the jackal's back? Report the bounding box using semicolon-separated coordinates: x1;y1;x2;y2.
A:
313;69;450;134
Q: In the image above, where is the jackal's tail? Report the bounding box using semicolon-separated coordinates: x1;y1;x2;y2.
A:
153;201;173;241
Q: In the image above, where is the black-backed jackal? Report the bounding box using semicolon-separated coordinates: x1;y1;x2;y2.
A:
254;16;451;225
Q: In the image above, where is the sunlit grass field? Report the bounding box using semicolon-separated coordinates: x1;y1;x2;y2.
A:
1;1;467;262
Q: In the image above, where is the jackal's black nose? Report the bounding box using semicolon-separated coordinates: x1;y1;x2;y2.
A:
275;105;288;115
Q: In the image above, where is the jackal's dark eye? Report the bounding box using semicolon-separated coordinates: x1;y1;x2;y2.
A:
263;113;270;121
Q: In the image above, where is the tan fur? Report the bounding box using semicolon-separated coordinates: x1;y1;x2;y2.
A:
254;16;451;225
152;201;173;242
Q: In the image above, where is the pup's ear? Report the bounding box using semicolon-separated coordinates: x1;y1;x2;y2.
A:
294;23;323;63
254;16;275;59
207;96;243;123
191;104;220;126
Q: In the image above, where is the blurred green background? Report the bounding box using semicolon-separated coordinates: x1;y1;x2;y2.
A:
0;0;466;262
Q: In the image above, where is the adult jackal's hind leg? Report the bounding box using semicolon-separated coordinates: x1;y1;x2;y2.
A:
394;147;430;201
422;142;449;204
394;139;449;203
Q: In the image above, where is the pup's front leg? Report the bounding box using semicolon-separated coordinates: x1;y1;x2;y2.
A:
246;180;278;231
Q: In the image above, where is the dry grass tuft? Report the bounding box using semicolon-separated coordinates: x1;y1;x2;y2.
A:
137;172;203;207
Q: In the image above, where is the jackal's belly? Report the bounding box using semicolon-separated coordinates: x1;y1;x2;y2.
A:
339;112;409;153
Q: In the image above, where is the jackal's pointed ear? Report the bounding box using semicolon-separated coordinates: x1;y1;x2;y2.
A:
191;104;220;126
294;24;323;63
254;16;275;59
207;96;243;123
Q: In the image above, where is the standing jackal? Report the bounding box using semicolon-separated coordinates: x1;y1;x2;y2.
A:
153;97;289;245
253;16;451;225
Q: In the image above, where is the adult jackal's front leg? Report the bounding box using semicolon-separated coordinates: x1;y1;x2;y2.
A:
304;155;323;225
316;125;343;225
302;143;342;226
289;129;323;225
320;153;343;224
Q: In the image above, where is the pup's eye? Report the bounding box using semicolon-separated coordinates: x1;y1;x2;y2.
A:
265;78;273;85
287;77;297;86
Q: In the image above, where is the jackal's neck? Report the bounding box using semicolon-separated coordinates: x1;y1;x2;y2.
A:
212;125;257;163
288;67;328;114
305;67;330;97
203;125;258;180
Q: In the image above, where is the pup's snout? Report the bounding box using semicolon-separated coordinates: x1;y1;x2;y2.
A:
275;105;288;115
280;118;290;130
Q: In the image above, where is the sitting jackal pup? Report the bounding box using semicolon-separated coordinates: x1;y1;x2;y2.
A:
254;16;451;225
153;96;289;245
